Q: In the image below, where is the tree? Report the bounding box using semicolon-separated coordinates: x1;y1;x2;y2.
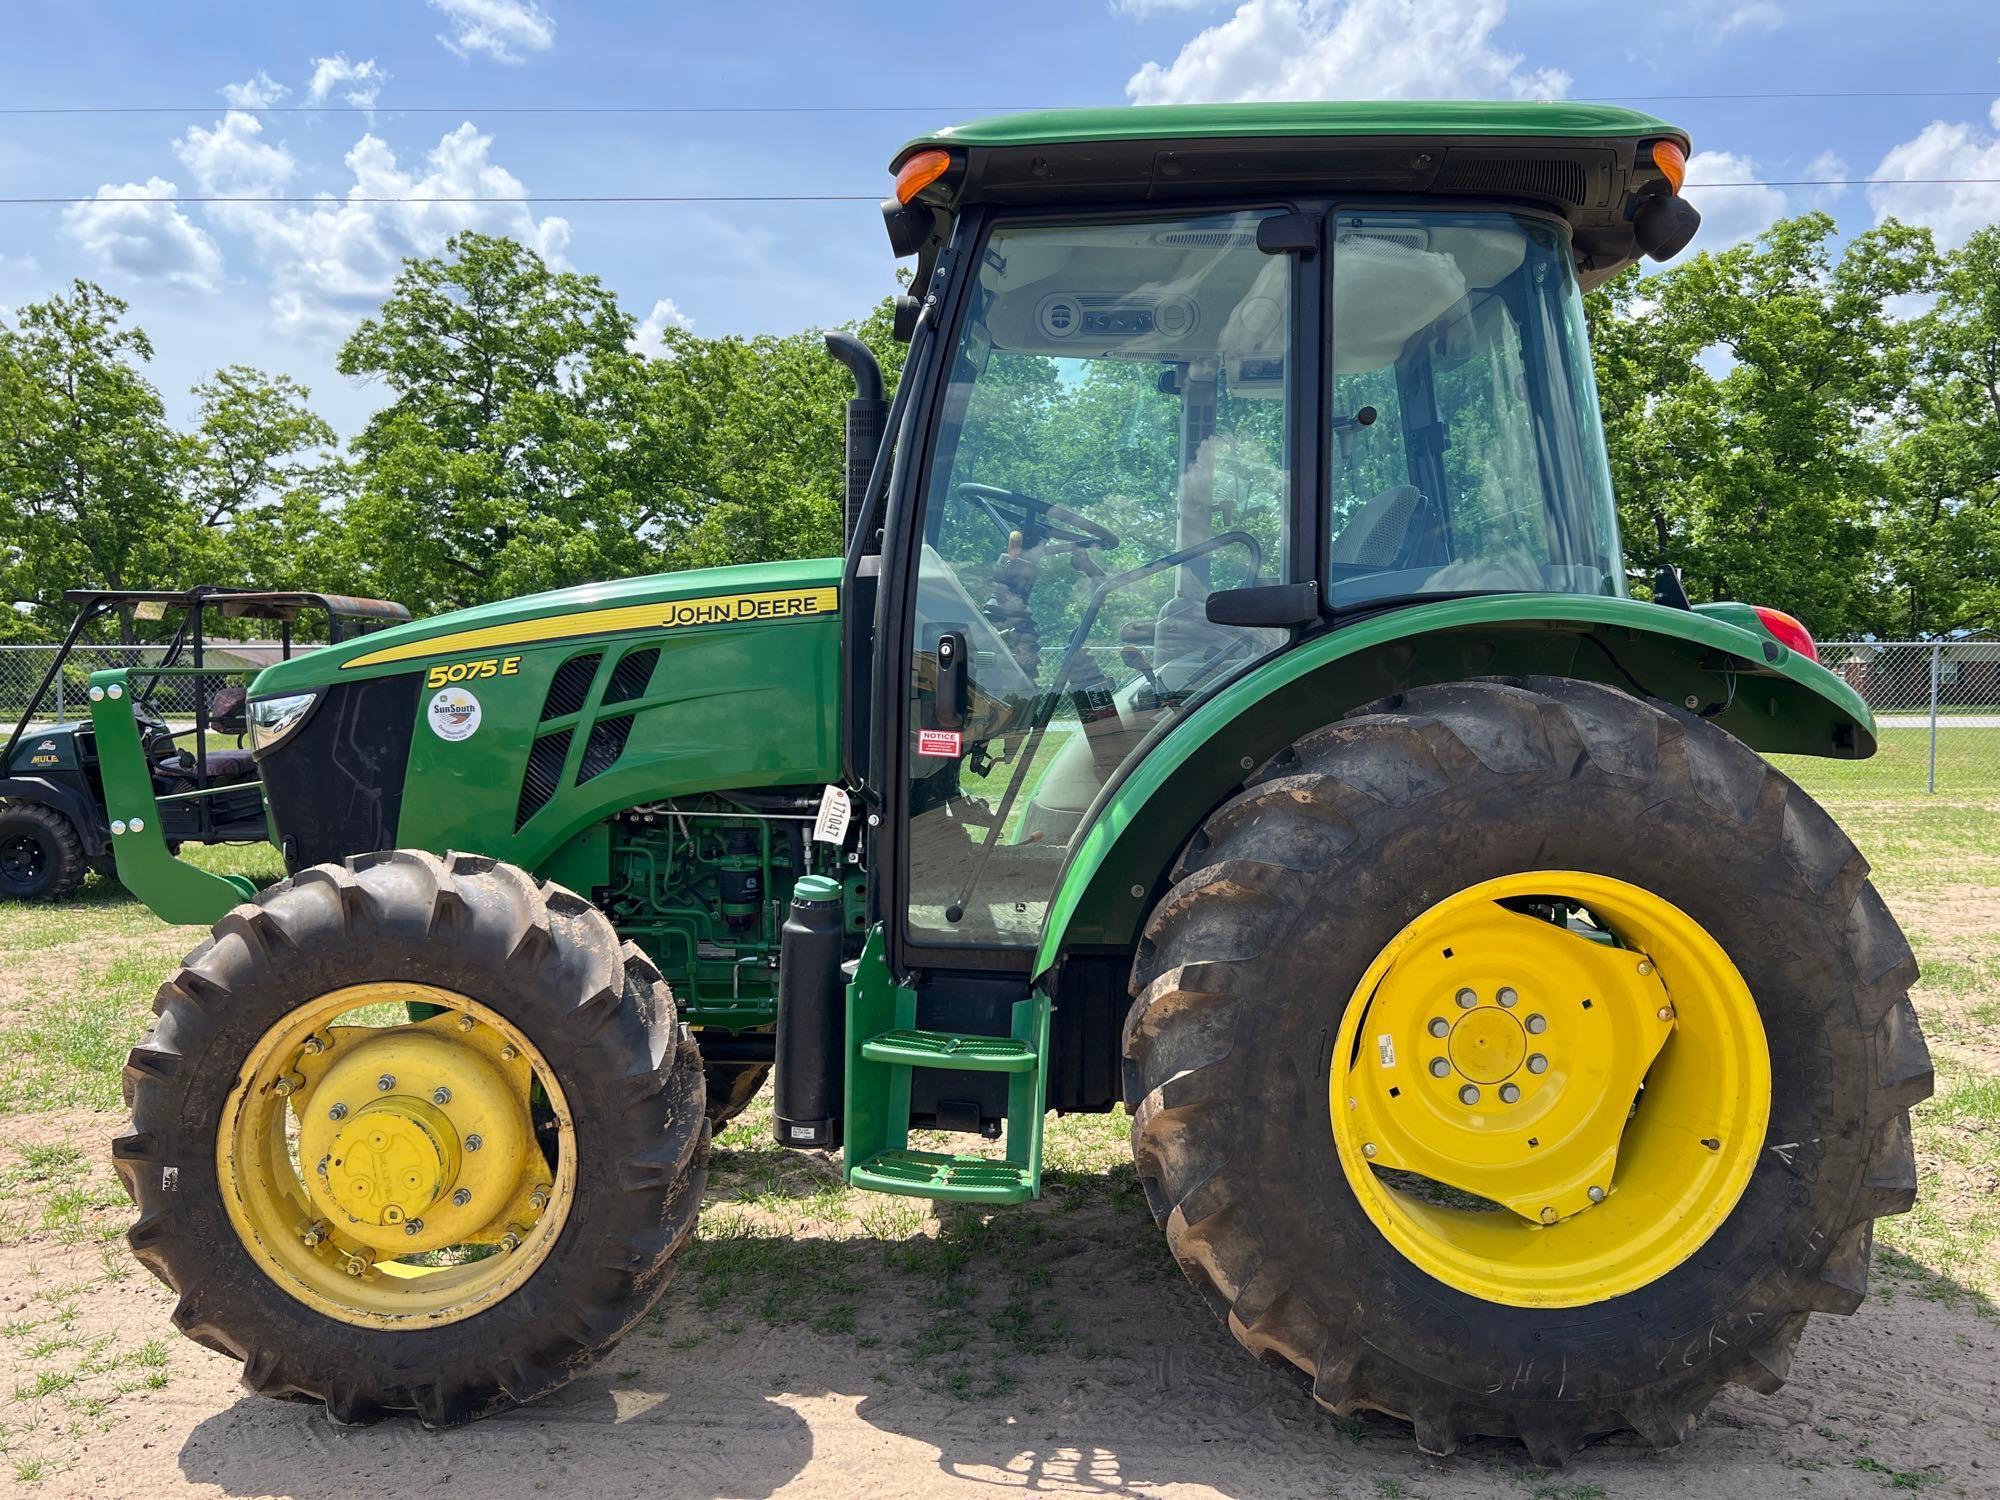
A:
1588;214;1934;638
1879;225;2000;636
336;232;655;611
0;281;191;639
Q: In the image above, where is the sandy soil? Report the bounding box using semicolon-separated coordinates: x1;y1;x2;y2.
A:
4;1178;1995;1500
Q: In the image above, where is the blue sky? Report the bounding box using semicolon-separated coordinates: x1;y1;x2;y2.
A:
2;0;1997;439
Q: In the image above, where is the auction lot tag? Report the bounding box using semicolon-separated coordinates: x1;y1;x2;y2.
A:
813;784;852;846
917;729;963;757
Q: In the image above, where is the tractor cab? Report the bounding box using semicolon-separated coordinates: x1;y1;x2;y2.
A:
840;103;1698;961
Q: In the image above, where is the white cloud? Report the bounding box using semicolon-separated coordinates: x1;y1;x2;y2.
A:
1126;0;1570;105
183;121;570;338
1682;150;1789;248
1800;148;1848;208
60;179;223;289
630;297;693;358
307;54;389;110
174;111;296;202
1718;2;1782;35
428;0;557;63
221;71;288;109
1867;97;2000;248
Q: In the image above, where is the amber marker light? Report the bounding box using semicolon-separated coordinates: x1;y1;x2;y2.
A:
1651;139;1687;194
895;148;954;204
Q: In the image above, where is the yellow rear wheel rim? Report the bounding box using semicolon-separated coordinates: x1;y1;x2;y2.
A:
1329;872;1770;1308
217;982;575;1328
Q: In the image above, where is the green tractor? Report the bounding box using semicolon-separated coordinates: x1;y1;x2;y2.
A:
99;102;1930;1462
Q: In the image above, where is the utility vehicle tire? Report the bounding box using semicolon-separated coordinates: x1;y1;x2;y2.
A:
114;849;708;1426
1125;677;1931;1465
0;802;86;901
702;1060;771;1132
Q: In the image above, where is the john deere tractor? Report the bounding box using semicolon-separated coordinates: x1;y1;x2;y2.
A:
99;102;1930;1462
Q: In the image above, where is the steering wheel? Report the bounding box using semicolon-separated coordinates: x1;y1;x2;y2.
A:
956;483;1119;551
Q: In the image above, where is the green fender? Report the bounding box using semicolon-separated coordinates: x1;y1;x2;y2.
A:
1031;593;1873;975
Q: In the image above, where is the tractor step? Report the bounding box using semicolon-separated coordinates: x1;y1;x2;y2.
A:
841;927;1053;1203
848;1149;1035;1204
859;1027;1038;1073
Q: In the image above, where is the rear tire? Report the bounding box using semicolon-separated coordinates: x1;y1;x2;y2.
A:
1124;677;1930;1464
702;1059;771;1132
0;802;86;901
114;850;709;1426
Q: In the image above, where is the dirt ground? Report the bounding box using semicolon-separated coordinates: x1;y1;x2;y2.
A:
1;793;1996;1499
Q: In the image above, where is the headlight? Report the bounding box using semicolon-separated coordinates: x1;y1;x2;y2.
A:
247;691;319;754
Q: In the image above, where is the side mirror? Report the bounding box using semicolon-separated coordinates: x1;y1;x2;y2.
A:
1635;194;1701;262
1206;581;1319;628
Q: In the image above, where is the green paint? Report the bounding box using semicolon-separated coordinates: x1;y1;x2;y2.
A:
86;671;257;924
897;100;1684;165
842;924;1052;1204
1033;593;1875;975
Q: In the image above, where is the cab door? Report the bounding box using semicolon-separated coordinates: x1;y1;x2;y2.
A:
879;207;1312;966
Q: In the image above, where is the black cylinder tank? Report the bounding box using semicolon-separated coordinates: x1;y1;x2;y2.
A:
772;873;846;1148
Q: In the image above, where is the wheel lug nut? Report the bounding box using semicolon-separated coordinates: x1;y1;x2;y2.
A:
1527;1054;1548;1074
328;1102;347;1120
499;1044;519;1062
377;1074;395;1092
500;1227;524;1252
466;1133;483;1152
404;1218;424;1236
1497;986;1518;1008
453;1188;472;1207
301;1221;327;1247
1657;1006;1674;1022
1588;1185;1607;1203
1539;1207;1558;1225
301;1034;327;1056
344;1254;372;1277
1637;960;1654;977
1525;1014;1546;1034
1362;1142;1377;1158
456;1015;476;1032
432;1086;452;1106
273;1072;303;1097
1427;1018;1449;1038
1428;1058;1450;1078
529;1185;551;1212
1499;1083;1520;1103
1455;988;1477;1009
1458;1084;1480;1106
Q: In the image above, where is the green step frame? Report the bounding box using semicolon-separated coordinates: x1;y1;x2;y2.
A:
842;926;1051;1204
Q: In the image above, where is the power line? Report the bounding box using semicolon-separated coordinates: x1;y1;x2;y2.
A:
1;87;1997;116
6;178;1997;207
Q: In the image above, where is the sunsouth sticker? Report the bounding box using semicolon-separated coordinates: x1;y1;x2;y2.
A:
427;687;483;742
917;729;963;757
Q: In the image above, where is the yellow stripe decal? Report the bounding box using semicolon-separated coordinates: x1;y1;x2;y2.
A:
342;586;839;670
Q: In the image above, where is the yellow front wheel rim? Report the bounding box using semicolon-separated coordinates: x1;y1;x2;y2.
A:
1329;872;1770;1308
218;982;575;1328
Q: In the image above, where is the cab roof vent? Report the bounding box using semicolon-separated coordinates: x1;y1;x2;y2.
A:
1432;153;1591;207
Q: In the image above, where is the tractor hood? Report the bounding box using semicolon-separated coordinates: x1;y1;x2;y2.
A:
251;557;844;697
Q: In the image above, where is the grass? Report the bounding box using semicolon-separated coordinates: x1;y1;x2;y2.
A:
0;749;1993;1481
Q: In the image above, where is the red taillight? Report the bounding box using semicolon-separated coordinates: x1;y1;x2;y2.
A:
1752;606;1818;662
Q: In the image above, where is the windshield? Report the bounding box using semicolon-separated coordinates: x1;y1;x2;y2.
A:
1326;211;1623;607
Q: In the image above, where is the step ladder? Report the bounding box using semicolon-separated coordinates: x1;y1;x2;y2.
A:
841;927;1051;1204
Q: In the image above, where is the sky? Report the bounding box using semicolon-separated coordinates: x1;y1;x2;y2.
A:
1;0;1997;440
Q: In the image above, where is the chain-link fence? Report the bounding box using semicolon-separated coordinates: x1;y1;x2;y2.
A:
1810;639;2000;797
1;643;316;730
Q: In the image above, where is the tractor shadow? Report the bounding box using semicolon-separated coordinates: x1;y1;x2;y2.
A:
176;1126;2000;1499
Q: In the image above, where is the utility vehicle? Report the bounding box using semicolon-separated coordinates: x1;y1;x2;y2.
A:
0;587;406;900
98;102;1930;1463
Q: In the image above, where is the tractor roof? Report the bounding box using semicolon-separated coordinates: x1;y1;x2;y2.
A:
891;101;1691;287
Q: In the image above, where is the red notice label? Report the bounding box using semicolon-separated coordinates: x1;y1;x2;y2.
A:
917;729;963;757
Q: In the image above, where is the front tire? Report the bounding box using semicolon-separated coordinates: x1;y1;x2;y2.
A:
1124;678;1931;1463
0;802;86;900
114;850;708;1425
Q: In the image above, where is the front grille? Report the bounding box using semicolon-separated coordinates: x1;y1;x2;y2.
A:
259;673;420;869
541;653;601;720
577;714;634;784
516;730;571;829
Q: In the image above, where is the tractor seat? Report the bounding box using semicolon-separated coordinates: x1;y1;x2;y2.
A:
152;747;260;787
207;683;248;737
